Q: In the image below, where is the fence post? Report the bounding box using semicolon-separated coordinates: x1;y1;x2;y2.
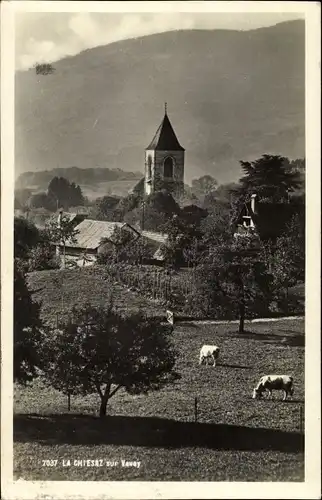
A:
194;396;198;423
67;391;71;412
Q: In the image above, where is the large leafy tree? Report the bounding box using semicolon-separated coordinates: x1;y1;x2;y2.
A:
47;176;84;209
235;155;302;203
14;262;42;383
161;213;204;268
220;236;273;332
40;304;179;416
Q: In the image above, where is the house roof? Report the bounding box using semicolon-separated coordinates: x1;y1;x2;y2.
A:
146;112;185;151
49;211;85;225
65;220;125;250
141;230;168;245
64;217;168;253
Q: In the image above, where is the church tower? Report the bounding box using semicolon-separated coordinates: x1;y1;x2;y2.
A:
145;104;185;196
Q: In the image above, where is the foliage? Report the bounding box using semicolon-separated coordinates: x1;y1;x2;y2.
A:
39;304;179;416
45;213;79;247
14;188;33;210
191;175;218;197
161;213;203;268
235;155;302;203
89;195;120;221
182;232;275;329
146;190;180;219
14;217;40;260
28;244;60;272
269;213;305;310
124;205;168;232
98;226;151;265
34;62;55;75
14;262;42;384
29;192;56;211
47;176;85;210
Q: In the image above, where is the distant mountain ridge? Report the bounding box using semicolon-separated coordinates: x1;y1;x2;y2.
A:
15;20;305;184
16;166;142;191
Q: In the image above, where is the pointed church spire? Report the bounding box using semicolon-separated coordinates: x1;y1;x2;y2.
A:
146;107;185;151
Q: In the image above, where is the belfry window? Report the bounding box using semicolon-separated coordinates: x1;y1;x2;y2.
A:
164;157;174;178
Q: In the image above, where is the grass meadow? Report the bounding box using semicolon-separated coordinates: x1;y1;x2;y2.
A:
14;317;304;482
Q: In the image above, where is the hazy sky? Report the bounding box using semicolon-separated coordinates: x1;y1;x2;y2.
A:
15;11;305;70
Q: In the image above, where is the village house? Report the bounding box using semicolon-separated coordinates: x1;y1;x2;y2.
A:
234;193;303;241
54;211;168;268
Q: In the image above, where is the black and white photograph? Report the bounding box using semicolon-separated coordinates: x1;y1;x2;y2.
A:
1;1;321;499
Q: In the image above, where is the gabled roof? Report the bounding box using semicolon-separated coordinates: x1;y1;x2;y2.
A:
65;220;125;250
146;112;185;151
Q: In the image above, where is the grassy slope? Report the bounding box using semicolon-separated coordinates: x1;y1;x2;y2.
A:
27;266;165;325
14;319;304;481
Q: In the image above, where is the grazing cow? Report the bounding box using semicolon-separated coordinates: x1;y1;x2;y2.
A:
252;375;294;401
199;345;220;367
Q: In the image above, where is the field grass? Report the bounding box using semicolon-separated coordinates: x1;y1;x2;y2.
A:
14;319;304;481
27;266;164;326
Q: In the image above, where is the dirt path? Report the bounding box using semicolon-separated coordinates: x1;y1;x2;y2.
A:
175;316;304;326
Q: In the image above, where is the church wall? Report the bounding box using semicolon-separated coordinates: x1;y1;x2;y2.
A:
144;150;156;195
153;150;185;194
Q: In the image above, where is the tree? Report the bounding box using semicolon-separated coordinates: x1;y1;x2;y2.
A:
184;227;273;329
45;213;79;267
89;195;121;221
34;62;55;75
161;213;203;268
191;175;218;197
220;236;272;332
14;262;42;383
40;304;179;416
269;213;305;312
235;155;302;203
14;188;33;210
47;177;84;210
29;192;55;211
14;217;40;260
124;205;169;232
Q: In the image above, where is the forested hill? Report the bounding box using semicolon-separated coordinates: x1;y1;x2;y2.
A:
15;167;142;191
15;20;305;184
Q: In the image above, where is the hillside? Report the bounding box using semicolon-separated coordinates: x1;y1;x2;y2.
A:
15;166;142;198
15;20;305;184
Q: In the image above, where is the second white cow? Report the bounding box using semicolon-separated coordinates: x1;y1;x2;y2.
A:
199;345;220;367
252;375;294;401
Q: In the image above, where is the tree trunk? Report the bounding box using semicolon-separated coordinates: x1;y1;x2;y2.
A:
99;395;108;417
99;383;111;417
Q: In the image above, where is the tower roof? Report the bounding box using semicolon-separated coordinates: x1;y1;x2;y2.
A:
146;111;185;151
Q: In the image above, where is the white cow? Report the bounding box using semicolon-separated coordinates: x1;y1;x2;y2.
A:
199;345;220;367
252;375;294;401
